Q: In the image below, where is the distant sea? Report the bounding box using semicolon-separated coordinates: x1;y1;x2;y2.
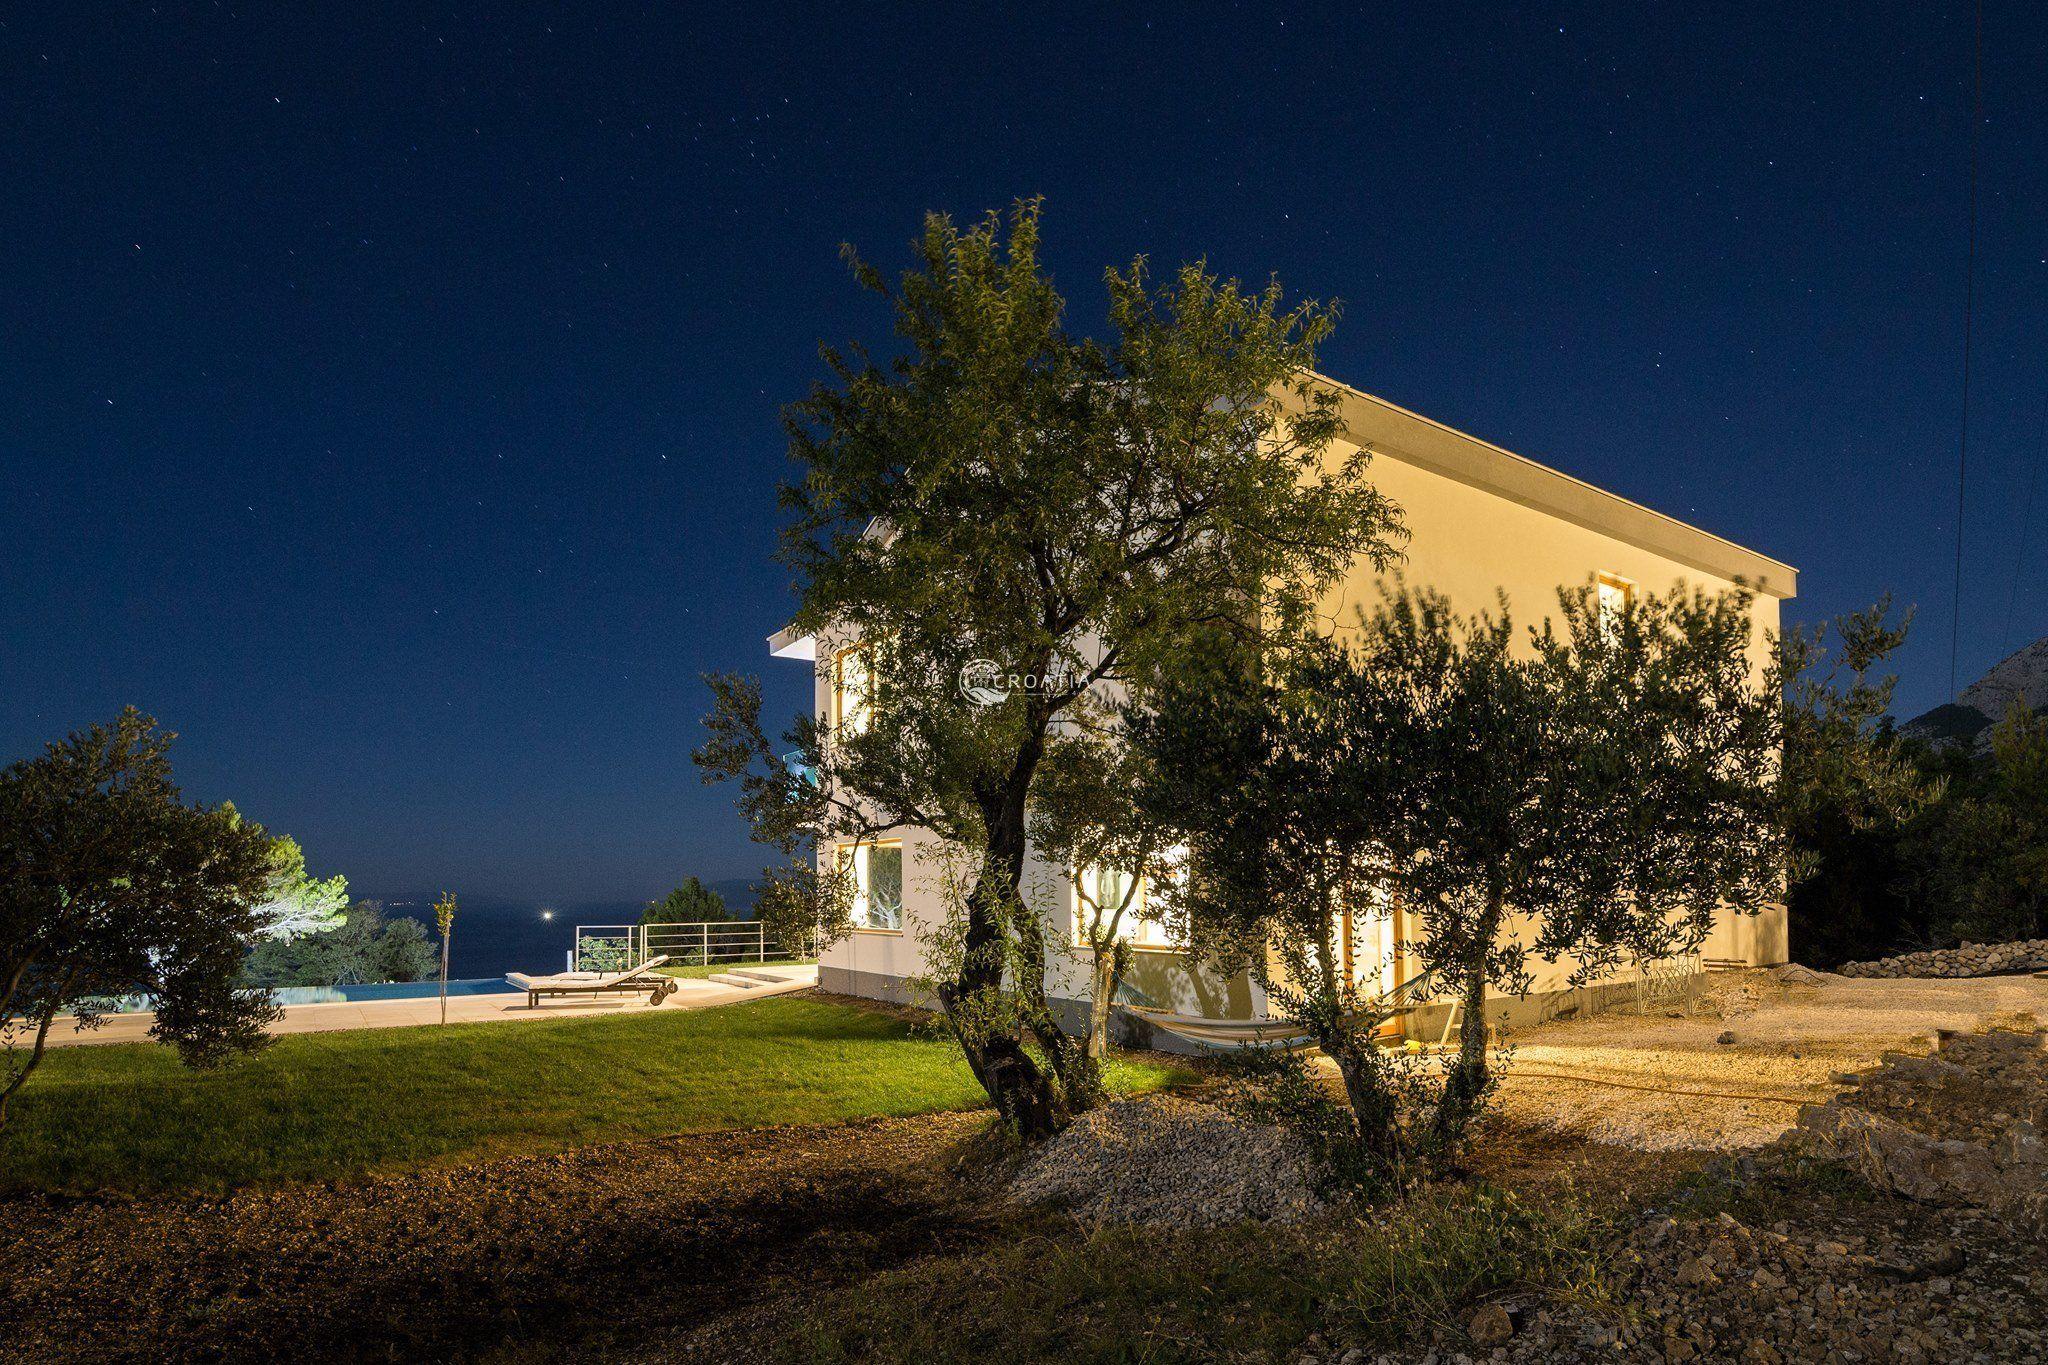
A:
360;880;758;979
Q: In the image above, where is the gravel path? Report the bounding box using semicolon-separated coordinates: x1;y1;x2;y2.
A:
1491;968;2048;1150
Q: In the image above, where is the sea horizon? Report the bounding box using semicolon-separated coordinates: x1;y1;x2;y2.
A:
357;881;760;978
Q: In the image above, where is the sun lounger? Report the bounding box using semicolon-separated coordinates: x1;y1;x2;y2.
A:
505;956;677;1008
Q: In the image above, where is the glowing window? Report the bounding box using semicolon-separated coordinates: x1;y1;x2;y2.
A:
831;645;872;736
1596;572;1636;637
1075;858;1176;949
837;840;902;931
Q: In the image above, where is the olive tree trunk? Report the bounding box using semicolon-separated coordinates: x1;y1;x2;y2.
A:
936;801;1080;1141
1434;886;1504;1143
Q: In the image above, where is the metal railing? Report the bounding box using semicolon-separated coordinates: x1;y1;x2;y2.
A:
572;920;784;973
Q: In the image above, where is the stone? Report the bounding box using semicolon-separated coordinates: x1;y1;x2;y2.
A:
1677;1256;1720;1287
1467;1303;1513;1347
1787;1105;2014;1208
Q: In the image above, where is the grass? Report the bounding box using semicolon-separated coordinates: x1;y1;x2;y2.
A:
0;997;1193;1197
782;1181;1623;1363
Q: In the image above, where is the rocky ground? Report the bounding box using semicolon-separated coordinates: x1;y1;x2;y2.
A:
0;1110;1005;1364
1477;1180;2048;1364
1837;938;2048;979
1355;1027;2048;1365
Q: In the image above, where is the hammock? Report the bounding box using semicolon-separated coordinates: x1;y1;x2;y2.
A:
1116;966;1458;1051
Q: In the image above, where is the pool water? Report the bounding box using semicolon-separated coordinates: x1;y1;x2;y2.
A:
269;978;521;1007
96;978;523;1013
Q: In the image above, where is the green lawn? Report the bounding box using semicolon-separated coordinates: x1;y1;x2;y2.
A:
0;997;1194;1198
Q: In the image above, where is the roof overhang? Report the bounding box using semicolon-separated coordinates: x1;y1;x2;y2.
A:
1293;372;1799;599
767;625;815;661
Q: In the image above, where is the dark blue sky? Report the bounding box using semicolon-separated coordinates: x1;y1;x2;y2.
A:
4;4;2043;903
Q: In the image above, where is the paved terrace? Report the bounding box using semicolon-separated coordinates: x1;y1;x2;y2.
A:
40;965;821;1049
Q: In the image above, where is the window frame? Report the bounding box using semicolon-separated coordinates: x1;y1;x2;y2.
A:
1073;863;1176;952
836;838;904;934
830;643;872;736
1595;571;1636;637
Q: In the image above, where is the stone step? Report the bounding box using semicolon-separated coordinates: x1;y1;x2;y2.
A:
706;972;763;989
726;967;791;983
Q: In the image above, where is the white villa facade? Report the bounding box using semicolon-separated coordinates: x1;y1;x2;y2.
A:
768;376;1797;1049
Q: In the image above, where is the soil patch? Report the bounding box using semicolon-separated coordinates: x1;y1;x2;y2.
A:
0;1111;1004;1364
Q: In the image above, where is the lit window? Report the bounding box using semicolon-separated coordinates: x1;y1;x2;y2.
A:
1076;860;1175;949
831;645;872;736
837;840;902;931
1596;572;1635;637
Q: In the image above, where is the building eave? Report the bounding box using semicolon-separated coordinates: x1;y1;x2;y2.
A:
1295;372;1799;599
767;625;815;661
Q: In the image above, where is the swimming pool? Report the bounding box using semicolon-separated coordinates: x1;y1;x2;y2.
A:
96;978;524;1013
270;978;522;1007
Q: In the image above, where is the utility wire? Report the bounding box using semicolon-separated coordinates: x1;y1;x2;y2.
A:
2002;383;2044;654
1949;0;1985;701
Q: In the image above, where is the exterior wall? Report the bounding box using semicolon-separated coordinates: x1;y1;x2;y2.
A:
808;379;1797;1042
1303;386;1792;1029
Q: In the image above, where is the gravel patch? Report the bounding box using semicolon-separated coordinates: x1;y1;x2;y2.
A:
1490;969;2048;1152
1006;1094;1324;1228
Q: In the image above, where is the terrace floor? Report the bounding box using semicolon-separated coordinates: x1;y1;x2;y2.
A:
42;964;821;1048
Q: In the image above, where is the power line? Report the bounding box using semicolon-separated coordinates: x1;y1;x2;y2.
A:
1949;0;1984;702
2002;383;2044;654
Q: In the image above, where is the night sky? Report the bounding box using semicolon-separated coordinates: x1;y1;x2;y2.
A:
4;4;2044;906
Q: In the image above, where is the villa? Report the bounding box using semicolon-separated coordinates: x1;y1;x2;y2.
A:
768;373;1797;1049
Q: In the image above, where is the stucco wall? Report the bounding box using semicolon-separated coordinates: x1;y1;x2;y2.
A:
812;381;1796;1033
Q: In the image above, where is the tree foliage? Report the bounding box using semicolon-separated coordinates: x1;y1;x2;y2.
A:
1777;601;1934;869
750;857;854;962
641;876;732;926
1900;701;2048;947
0;709;278;1128
241;900;438;988
699;199;1401;1137
1027;717;1179;1062
1134;581;1785;1161
245;825;350;943
1773;600;1944;965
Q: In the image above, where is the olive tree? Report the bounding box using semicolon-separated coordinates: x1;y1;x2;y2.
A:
698;199;1401;1138
1136;581;1785;1153
0;710;279;1129
1128;639;1411;1160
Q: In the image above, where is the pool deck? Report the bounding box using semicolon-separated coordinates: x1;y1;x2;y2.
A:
40;966;820;1049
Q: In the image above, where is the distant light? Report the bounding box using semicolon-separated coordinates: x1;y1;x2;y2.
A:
540;909;555;922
